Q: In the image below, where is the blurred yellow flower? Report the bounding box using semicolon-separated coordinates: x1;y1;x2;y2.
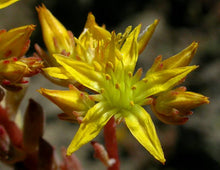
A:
0;0;19;9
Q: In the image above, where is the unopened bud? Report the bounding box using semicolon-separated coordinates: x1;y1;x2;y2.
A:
151;87;209;125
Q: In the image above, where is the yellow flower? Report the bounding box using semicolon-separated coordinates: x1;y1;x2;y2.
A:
39;13;209;164
0;0;19;9
0;25;43;87
151;86;209;125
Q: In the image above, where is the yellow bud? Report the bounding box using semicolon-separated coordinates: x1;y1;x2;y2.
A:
0;25;35;59
0;59;27;83
151;87;209;125
36;4;74;57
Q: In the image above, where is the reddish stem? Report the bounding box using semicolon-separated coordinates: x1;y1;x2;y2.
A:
103;117;120;170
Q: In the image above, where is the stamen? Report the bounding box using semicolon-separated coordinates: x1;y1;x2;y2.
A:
105;74;111;80
130;101;135;106
143;79;148;83
131;85;136;90
100;88;105;93
106;61;113;70
115;83;120;89
93;61;102;72
128;71;132;78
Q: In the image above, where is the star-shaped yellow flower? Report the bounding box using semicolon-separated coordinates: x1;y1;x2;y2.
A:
39;12;209;164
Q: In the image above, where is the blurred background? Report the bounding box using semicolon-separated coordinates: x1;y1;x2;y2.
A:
0;0;220;169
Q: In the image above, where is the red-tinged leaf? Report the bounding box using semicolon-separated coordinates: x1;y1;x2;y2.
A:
38;138;55;170
23;99;44;153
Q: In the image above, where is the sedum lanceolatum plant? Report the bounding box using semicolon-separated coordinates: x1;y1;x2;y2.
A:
37;5;209;165
0;1;210;169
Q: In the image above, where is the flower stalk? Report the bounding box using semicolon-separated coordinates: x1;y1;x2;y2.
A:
104;117;120;170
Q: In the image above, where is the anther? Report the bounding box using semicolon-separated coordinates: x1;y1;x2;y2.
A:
128;71;132;78
100;88;105;93
105;74;111;80
131;85;136;90
130;101;135;106
106;61;113;70
93;61;102;72
115;83;120;89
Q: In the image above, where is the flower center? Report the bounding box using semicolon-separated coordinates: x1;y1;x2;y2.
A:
101;70;135;110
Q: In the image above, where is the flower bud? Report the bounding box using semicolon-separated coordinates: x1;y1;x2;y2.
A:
0;25;35;59
36;5;74;58
151;87;209;125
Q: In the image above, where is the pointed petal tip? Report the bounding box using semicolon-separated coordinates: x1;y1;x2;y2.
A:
154;19;160;25
66;147;73;156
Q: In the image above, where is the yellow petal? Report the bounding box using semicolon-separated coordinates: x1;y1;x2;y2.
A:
53;54;102;92
38;87;95;116
0;59;27;82
135;66;198;103
124;105;165;163
120;25;140;72
0;0;19;9
162;41;199;69
0;25;35;59
67;102;117;155
138;19;159;54
43;67;70;80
